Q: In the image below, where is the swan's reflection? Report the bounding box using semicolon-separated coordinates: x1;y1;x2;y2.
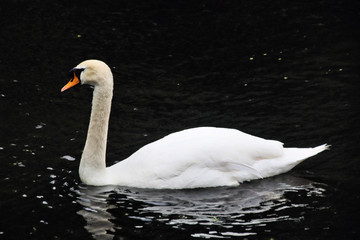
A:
75;175;327;239
76;185;117;240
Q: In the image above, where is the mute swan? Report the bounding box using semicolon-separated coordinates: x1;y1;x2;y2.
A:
61;59;329;189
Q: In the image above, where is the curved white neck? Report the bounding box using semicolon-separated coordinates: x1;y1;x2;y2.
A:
79;84;113;180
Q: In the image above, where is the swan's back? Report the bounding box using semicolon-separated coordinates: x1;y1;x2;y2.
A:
107;127;326;189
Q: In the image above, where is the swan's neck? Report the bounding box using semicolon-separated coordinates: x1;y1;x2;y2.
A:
79;84;113;181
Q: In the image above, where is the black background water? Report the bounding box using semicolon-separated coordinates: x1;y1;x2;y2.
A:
0;0;359;239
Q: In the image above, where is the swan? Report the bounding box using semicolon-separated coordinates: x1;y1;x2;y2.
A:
61;59;329;189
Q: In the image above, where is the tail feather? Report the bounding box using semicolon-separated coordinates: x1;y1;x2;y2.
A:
287;143;330;162
253;144;329;179
312;143;330;153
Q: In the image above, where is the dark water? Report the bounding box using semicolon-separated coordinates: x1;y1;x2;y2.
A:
1;0;359;239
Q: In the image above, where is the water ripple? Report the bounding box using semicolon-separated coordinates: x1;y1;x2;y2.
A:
75;175;329;239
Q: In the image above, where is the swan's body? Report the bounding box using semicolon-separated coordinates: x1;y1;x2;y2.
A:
61;60;329;189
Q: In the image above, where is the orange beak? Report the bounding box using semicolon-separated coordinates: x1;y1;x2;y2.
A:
61;73;80;92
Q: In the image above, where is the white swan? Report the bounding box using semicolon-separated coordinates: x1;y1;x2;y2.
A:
61;59;329;189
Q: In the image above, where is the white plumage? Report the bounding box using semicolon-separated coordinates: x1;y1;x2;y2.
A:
61;59;329;189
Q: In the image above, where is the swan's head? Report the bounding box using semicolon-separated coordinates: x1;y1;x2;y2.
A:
61;59;113;92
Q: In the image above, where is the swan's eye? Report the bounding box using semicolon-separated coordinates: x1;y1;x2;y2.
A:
68;67;85;82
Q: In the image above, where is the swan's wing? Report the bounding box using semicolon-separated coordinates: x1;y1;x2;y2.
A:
112;127;285;188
